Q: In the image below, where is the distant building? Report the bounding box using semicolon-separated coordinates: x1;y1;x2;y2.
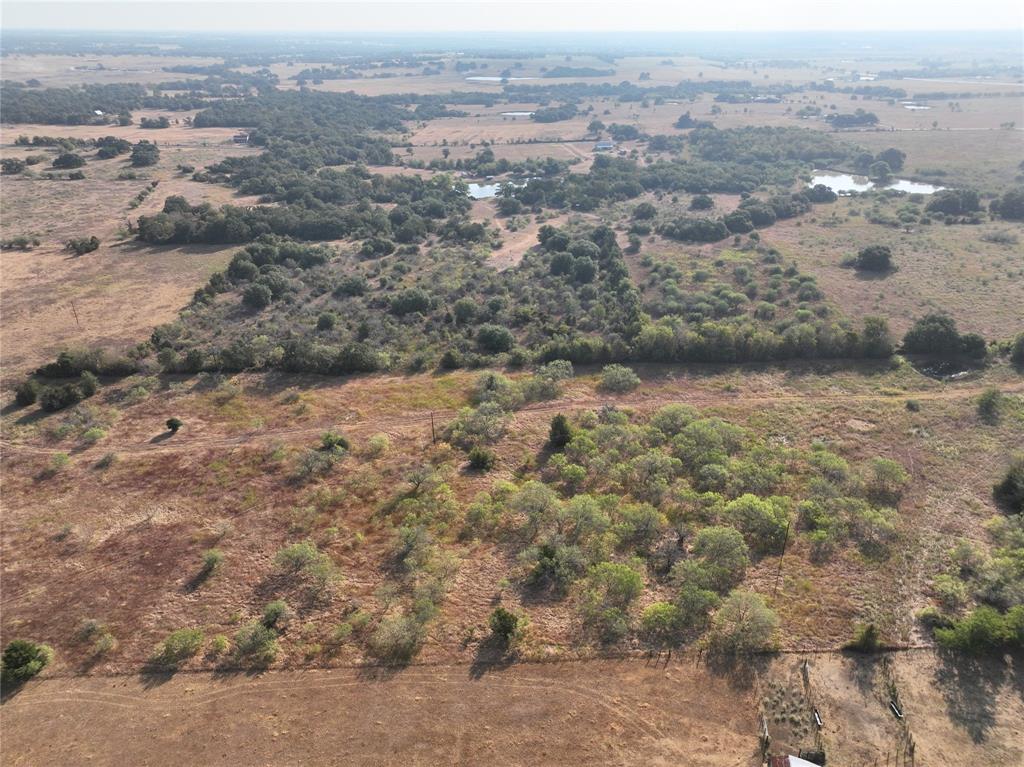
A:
593;140;616;152
233;132;250;145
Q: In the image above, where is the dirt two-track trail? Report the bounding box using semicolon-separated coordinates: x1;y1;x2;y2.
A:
3;380;1020;458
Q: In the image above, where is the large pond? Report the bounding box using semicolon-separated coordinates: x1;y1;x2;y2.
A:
465;76;538;82
809;171;944;195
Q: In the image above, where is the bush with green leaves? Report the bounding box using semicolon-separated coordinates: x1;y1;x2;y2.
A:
724;494;790;554
261;599;291;628
200;548;224;575
488;606;520;643
468;445;497;471
641;602;685;647
934;605;1024;654
234;621;279;665
673;525;750;594
320;431;350;453
578;561;644;643
993;455;1024;513
274;540;339;592
976;388;1003;423
845;622;881;652
166;417;183;433
367;613;424;662
445;402;511;448
1;640;53;684
548;414;573;450
155;628;204;667
14;379;40;407
706;590;779;654
599;364;641;393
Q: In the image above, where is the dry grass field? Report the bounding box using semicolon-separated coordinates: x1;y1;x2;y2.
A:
0;644;1019;765
0;118;261;381
1;43;1022;767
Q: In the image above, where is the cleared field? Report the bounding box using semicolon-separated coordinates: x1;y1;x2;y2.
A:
0;54;223;87
766;198;1024;338
1;650;1018;767
0;658;758;767
0;120;260;380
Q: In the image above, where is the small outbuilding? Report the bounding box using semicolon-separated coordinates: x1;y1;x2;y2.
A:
593;140;616;152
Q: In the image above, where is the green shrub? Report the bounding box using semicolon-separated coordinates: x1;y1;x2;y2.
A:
234;621;278;665
320;431;350;452
468;445;497;471
724;494;790;554
599;364;641;393
201;548;224;574
1;640;53;684
548;414;573;449
641;602;684;647
166;417;183;433
14;379;40;407
262;600;291;628
845;622;881;652
488;606;519;642
934;606;1024;654
274;540;339;591
367;613;423;662
156;628;204;667
993;455;1024;513
976;388;1003;423
365;433;391;457
707;590;779;654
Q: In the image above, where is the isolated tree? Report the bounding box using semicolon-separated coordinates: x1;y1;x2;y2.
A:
130;140;160;167
488;607;519;643
587;119;605;134
868;160;892;183
1;639;52;684
166;417;183;433
52;152;85;169
854;245;893;272
548;413;573;450
707;590;779;654
876;148;906;172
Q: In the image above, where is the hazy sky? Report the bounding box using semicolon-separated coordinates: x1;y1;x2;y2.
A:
3;0;1022;32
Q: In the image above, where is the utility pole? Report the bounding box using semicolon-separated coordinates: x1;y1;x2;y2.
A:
773;519;792;597
430;411;436;444
70;301;81;329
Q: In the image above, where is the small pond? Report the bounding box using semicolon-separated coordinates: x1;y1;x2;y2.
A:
500;111;535;117
809;171;944;195
466;178;530;199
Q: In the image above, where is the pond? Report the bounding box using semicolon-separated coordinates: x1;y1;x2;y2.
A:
501;111;535;116
467;182;503;199
901;103;932;111
466;178;530;199
809;171;944;195
465;76;538;82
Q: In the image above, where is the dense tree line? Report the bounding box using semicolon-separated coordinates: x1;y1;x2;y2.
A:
0;82;205;124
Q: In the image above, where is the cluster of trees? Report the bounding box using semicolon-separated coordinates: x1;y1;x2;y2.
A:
989;187;1024;220
130;140;160;167
421;146;567;179
826;109;879;129
901;313;987;359
454;402;903;648
531;104;578;123
137;172;472;245
658;192;820;243
139;116;170;129
0;82;204;124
